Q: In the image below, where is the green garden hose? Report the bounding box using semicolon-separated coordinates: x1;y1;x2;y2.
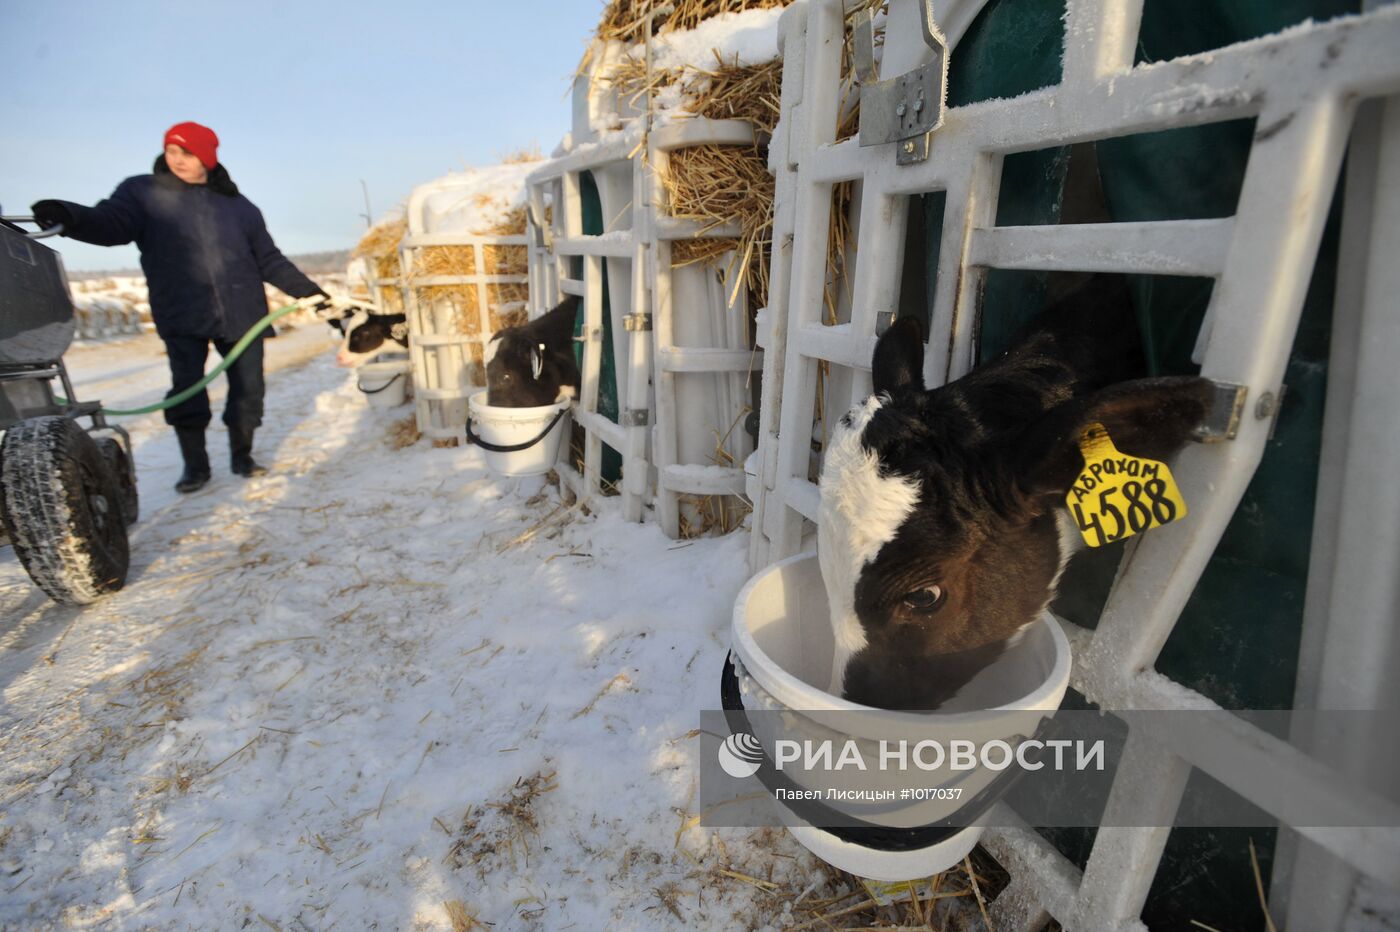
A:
60;303;304;416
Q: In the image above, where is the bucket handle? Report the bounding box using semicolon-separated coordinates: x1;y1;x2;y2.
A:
357;372;404;395
465;407;568;454
720;652;1055;851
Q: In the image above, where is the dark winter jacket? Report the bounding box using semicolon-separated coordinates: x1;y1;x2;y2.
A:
54;156;322;342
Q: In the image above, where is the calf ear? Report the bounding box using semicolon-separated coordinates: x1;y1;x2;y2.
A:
872;315;926;395
1013;376;1214;502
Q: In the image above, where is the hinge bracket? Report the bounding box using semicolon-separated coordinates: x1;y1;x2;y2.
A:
854;0;949;166
1193;380;1248;442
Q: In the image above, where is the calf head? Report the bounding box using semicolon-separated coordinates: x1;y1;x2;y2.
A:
818;314;1213;710
486;334;562;407
485;298;581;407
335;311;408;367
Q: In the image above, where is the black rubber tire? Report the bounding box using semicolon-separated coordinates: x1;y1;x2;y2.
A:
94;435;140;525
0;416;130;605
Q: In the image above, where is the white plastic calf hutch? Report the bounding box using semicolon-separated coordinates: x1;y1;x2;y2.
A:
746;0;1400;928
400;174;531;442
72;297;143;341
524;42;765;535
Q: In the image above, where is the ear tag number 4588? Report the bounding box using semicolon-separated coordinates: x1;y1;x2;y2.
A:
1066;423;1188;548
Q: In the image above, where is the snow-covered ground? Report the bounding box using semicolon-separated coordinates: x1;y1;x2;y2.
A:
0;326;861;930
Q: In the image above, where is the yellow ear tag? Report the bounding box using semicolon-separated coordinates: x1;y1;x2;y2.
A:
1065;423;1188;548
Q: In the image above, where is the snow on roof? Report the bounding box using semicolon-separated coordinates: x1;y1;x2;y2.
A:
593;6;785;134
645;6;784;70
411;161;540;236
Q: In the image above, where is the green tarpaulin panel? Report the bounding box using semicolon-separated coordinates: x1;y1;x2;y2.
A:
905;1;1358;927
576;171;624;486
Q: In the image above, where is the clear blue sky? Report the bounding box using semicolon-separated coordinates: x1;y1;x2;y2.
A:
0;1;602;270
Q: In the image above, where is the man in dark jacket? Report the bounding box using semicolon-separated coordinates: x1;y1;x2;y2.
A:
32;121;327;493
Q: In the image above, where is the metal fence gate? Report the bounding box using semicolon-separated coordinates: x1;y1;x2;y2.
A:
526;127;654;520
526;64;769;535
749;0;1400;927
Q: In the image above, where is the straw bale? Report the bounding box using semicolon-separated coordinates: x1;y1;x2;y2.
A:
595;0;790;47
497;145;544;165
680;53;783;135
600;55;669;109
354;218;407;312
660;143;773;311
353;217;406;261
584;0;793;76
664;0;789;33
412;202;530;342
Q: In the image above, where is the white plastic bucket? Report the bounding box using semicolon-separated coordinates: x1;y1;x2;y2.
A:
727;552;1071;881
467;390;571;477
357;359;409;408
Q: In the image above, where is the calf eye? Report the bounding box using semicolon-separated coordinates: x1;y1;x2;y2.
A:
901;586;945;613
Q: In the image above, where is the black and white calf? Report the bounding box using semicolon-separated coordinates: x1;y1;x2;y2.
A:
331;310;409;368
485;296;581;407
818;276;1213;710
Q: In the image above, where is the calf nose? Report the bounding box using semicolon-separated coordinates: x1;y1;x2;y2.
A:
335;351;354;368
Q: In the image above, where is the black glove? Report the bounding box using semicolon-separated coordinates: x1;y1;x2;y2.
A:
309;290;336;319
31;200;75;232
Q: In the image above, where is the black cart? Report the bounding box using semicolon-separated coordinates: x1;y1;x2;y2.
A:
1;216;138;605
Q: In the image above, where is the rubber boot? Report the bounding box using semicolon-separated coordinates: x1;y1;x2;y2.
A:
174;427;212;493
229;425;268;477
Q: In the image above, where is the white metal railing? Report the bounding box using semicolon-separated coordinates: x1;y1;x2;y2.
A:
751;1;1400;928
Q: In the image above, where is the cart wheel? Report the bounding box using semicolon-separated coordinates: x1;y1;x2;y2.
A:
95;435;140;525
0;416;130;605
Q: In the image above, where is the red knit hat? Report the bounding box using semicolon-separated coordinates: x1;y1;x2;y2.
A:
163;121;219;169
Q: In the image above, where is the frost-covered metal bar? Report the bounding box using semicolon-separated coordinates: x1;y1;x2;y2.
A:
659;463;746;496
1083;94;1356;686
968;219;1235;277
553;235;634;258
652;216;742;241
981;806;1084;927
766;0;844;561
1277;91;1400;931
748;0;810;571
1073;733;1190;929
655;347;761;373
